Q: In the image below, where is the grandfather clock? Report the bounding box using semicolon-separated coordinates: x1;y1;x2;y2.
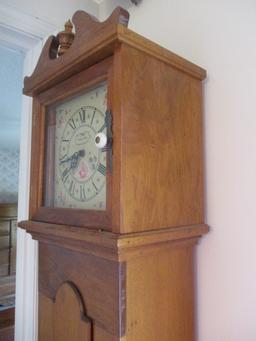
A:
20;7;208;341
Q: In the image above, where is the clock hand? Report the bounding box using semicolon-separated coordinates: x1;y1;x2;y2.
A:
70;149;85;171
59;149;85;167
59;155;72;164
60;149;85;180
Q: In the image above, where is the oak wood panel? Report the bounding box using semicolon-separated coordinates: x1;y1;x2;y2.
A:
117;44;204;233
38;243;125;337
39;292;54;341
39;292;121;341
125;241;196;341
53;282;91;341
36;229;200;341
94;326;121;341
29;98;45;219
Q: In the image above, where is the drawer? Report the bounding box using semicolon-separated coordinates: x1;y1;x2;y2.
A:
0;237;10;250
0;221;10;236
0;250;9;277
0;276;15;299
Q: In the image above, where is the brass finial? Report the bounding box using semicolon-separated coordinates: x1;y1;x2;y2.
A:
57;19;75;57
65;20;73;33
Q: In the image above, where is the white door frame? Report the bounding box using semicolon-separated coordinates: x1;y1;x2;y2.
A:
0;4;57;340
15;44;42;341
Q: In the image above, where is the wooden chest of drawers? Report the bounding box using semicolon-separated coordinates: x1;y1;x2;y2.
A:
0;204;17;307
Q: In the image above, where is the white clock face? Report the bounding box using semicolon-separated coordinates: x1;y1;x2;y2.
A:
53;82;107;210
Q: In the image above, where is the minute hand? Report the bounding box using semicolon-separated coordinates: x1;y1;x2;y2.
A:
59;149;85;170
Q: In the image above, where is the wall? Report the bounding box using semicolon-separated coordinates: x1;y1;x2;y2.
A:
100;0;256;340
0;0;98;30
0;45;23;203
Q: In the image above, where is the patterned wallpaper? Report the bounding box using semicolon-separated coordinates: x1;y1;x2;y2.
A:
0;149;19;203
0;46;23;150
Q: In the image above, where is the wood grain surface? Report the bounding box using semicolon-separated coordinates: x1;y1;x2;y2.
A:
36;230;199;340
53;282;91;341
38;243;126;337
114;44;204;232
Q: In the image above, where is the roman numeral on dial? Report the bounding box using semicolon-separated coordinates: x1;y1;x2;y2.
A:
79;109;86;123
69;180;75;195
68;118;76;130
80;185;86;201
92;181;98;194
91;108;96;125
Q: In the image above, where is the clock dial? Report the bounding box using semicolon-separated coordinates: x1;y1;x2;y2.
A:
51;82;107;210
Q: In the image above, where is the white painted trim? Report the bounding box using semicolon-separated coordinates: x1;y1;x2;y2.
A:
0;26;39;54
0;2;57;40
15;41;43;341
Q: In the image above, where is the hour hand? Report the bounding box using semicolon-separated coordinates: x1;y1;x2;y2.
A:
70;149;85;170
59;149;85;166
59;155;72;165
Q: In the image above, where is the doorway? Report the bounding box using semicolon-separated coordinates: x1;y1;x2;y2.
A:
0;9;52;341
0;42;24;339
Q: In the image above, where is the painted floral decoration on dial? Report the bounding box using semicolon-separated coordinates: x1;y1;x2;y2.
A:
54;83;107;210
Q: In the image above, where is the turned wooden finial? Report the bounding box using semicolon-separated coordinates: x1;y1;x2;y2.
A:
57;19;75;56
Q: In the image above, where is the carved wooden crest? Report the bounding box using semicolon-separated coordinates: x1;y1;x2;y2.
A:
23;7;129;96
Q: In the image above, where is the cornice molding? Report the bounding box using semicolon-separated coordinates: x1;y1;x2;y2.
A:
0;25;38;53
0;3;57;51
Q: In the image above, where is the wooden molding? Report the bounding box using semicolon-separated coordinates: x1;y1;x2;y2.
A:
117;25;206;80
23;7;130;96
19;220;209;261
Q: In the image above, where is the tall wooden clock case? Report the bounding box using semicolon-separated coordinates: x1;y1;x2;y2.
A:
20;7;208;341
